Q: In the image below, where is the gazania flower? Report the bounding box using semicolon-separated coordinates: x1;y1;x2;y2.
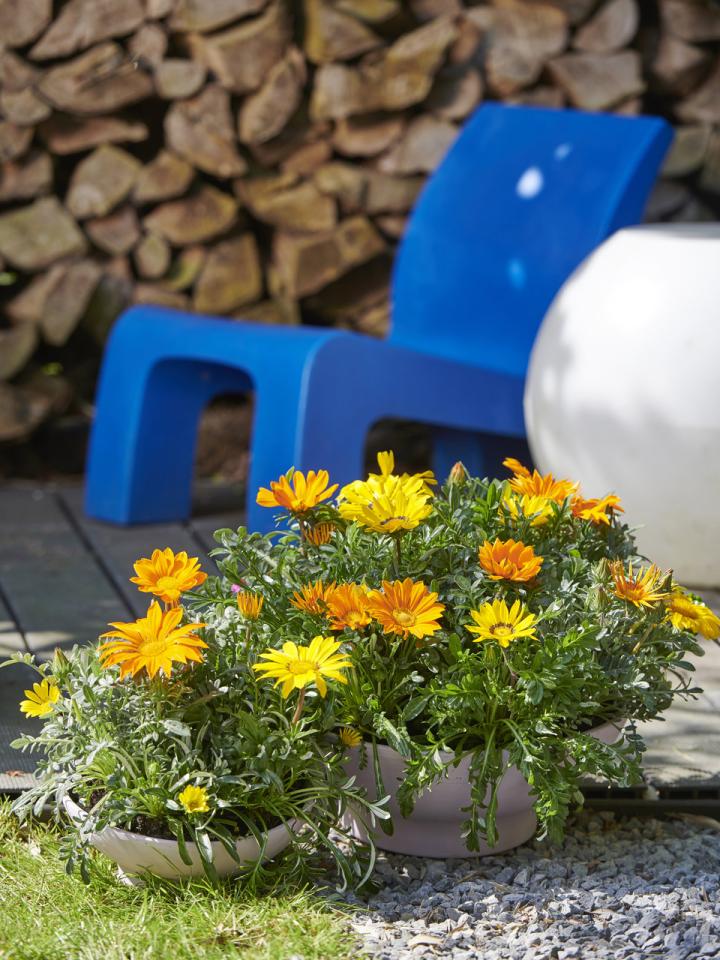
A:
610;561;667;608
236;591;264;620
366;578;445;640
665;590;720;639
571;494;623;525
326;583;372;631
467;598;538;647
372;450;436;492
20;679;60;718
339;726;362;748
130;548;207;605
479;538;543;582
504;459;577;504
256;468;338;514
306;522;336;546
338;473;433;534
99;601;207;679
178;784;210;814
253;635;351;698
291;580;336;615
503;492;554;526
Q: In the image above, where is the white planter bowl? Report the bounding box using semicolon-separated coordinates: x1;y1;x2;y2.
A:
344;721;624;858
525;224;720;585
62;794;296;882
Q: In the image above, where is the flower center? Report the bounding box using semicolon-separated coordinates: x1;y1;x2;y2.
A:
491;623;513;638
288;659;316;676
157;575;181;596
138;637;173;657
672;599;699;620
393;609;416;627
347;611;366;628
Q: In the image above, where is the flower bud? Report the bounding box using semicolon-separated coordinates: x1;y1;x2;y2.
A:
448;461;469;486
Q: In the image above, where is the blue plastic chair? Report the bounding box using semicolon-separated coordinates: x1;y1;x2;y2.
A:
85;104;671;534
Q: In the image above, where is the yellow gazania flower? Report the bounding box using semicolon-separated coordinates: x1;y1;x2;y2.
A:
20;679;60;718
366;578;445;640
479;538;543;582
610;561;668;608
99;601;208;679
178;784;210;814
504;459;578;504
256;468;338;514
338;473;433;535
466;598;539;647
326;583;372;632
503;491;554;527
130;548;207;605
372;450;436;493
290;580;336;615
571;494;624;525
306;522;336;546
252;635;351;698
236;591;264;620
339;726;362;748
665;590;720;639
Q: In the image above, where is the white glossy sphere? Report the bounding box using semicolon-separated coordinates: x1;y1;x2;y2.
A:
525;224;720;586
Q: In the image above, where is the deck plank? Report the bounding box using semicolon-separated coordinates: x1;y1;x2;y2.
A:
0;488;122;658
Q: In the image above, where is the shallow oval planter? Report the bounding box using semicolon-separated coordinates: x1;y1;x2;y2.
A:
344;721;625;858
62;794;297;882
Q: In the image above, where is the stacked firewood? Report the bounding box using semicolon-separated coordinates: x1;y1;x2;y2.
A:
1;0;720;442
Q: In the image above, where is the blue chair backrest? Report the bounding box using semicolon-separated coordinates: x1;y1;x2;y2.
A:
390;103;671;377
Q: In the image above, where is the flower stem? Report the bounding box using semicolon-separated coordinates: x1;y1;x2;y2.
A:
394;534;402;572
292;687;306;724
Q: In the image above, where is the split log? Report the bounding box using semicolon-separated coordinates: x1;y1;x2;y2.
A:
37;260;102;345
128;24;169;68
303;255;391;332
699;130;720;196
163;246;206;291
652;34;712;96
134;284;190;310
6;269;63;324
676;62;720;124
281;138;334;175
410;0;462;19
335;0;400;21
547;50;644;110
38;115;149;154
155;60;207;100
82;268;133;345
374;213;407;239
143;186;238;245
169;0;268;33
659;0;720;43
0;197;86;271
193;234;263;313
0;88;51;126
0;51;40;92
133;151;194;204
449;16;482;65
426;66;483;120
38;43;154;116
0;382;53;442
0;327;38;382
133;232;171;279
85;206;140;255
377;115;458;174
662;125;710;178
574;0;638;53
0;123;34;163
313;163;366;212
30;0;145;61
0;0;52;49
333;114;405;157
249;116;330;166
273;215;384;298
508;85;566;107
66;145;141;219
237;47;306;144
146;0;177;19
304;0;382;64
165;86;247;178
0;152;53;203
188;2;291;95
524;0;598;25
467;2;568;97
238;176;337;231
239;298;300;325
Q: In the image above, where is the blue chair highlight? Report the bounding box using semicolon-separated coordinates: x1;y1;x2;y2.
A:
85;104;671;534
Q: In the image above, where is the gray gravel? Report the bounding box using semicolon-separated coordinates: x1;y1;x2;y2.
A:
345;812;720;959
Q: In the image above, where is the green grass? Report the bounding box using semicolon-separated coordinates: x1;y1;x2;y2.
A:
0;804;358;960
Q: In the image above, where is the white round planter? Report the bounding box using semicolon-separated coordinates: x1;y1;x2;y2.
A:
62;794;296;882
344;721;624;858
525;224;720;585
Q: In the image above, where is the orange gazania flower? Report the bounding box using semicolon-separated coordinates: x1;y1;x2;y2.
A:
326;583;372;631
366;578;445;640
256;469;338;514
130;548;207;605
306;522;336;546
99;601;207;679
504;459;577;504
237;591;264;620
290;580;336;615
479;538;543;582
610;561;668;608
571;494;624;525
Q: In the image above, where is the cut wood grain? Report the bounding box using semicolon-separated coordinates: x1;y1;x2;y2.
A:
169;0;269;32
38;43;154;116
237;47;306;144
30;0;145;61
38;115;149;155
66;145;141;219
304;0;382;64
652;33;711;96
193;234;263;313
677;62;720;124
0;0;52;49
548;49;644;110
165;85;247;178
133;151;195;204
85;206;140;256
574;0;638;53
0;88;51;127
0;123;34;163
143;186;238;245
38;260;102;346
0;197;86;272
333;113;405;157
133;232;171;279
155;59;206;99
0;152;52;203
0;327;38;382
